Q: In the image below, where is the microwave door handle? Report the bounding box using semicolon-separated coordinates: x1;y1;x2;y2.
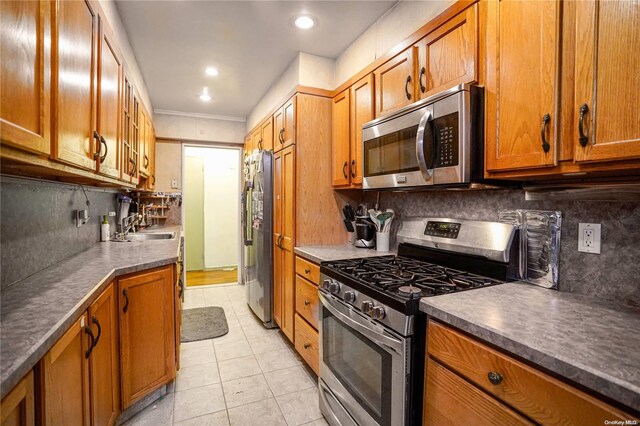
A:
416;110;435;181
319;292;403;353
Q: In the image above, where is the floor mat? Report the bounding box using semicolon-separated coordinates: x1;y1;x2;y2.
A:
181;306;229;342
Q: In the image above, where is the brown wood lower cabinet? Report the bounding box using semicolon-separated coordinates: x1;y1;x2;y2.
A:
42;313;91;425
294;314;319;376
293;256;320;375
424;321;633;425
1;371;35;426
119;265;176;409
88;283;120;426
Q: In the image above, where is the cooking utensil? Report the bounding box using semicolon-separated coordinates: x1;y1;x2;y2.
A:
344;204;356;222
343;219;355;232
357;204;367;217
376;211;394;233
382;209;395;232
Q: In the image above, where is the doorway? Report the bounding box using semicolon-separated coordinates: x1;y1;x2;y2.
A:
183;145;242;286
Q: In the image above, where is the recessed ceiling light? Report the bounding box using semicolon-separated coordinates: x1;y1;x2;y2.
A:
199;87;211;102
294;15;315;30
205;67;218;76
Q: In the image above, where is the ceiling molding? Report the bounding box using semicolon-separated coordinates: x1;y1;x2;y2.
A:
154;109;246;123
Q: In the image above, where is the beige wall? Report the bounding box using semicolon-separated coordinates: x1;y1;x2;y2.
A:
246;52;335;131
155;113;245;143
334;1;455;86
155;141;182;193
99;0;153;117
185;155;204;271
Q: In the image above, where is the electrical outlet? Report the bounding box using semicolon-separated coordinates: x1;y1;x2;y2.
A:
578;223;601;254
108;211;116;217
171;178;178;189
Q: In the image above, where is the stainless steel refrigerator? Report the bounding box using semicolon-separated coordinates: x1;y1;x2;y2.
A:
241;150;276;328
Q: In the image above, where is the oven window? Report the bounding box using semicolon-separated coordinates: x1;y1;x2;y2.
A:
364;125;420;177
322;307;392;425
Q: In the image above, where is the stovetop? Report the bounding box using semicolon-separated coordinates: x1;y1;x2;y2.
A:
320;255;505;315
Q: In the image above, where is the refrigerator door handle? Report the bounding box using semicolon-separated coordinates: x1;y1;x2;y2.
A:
242;187;253;246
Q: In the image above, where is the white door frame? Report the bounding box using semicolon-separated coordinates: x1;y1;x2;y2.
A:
182;143;244;284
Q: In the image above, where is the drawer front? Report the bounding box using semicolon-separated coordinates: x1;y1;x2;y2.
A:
424;358;533;426
295;256;320;285
427;321;631;425
295;275;319;329
294;314;319;375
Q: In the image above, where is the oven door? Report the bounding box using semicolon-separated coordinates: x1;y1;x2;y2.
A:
362;104;434;190
318;291;409;426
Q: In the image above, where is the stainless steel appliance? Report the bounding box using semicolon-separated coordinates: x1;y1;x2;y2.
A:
354;216;375;248
318;217;519;426
241;150;276;328
362;84;484;190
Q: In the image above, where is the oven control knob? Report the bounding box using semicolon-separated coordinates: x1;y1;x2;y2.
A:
344;291;356;303
322;279;332;290
329;282;341;294
361;301;373;315
371;306;386;320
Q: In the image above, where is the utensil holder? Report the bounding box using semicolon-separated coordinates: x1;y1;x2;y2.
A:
376;232;390;252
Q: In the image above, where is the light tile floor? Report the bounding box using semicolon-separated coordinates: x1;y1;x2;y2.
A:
124;284;328;426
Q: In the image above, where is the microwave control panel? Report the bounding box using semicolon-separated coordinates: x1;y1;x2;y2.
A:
424;221;461;239
434;112;459;168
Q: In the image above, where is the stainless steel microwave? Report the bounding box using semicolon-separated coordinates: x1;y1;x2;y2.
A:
362;84;484;190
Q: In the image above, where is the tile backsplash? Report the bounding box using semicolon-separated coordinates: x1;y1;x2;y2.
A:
363;189;640;308
1;176;119;289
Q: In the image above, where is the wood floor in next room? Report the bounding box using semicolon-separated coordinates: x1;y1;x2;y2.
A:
186;269;239;287
124;284;327;426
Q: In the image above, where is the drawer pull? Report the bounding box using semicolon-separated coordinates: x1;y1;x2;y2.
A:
304;268;311;274
304;299;310;306
304;343;311;349
488;371;503;385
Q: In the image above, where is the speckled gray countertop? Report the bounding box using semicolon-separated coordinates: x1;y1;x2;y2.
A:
0;227;182;399
294;245;395;264
420;283;640;411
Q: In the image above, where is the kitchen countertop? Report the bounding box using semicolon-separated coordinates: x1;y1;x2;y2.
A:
294;244;395;264
420;283;640;412
0;226;182;399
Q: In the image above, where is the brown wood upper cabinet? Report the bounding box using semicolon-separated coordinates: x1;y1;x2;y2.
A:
244;134;252;156
331;89;351;187
139;109;150;178
415;4;478;99
274;97;296;152
573;0;640;164
485;0;559;172
118;266;176;409
0;0;51;157
331;74;374;188
52;1;123;178
250;117;274;152
374;47;416;118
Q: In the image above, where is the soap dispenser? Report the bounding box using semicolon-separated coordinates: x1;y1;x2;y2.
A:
101;215;110;242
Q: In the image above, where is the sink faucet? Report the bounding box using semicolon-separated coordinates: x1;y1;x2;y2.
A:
115;214;142;240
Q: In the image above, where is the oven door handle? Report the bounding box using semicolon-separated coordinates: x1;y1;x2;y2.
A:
416;109;435;181
319;292;403;353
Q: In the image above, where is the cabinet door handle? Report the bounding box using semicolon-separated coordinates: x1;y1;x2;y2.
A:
303;343;311;349
258;139;263;150
578;103;590;147
342;161;348;179
84;325;95;358
279;128;285;143
144;154;149;168
93;131;101;160
130;157;137;177
91;315;102;348
541;113;551;153
123;289;129;313
304;299;310;306
99;136;108;163
419;67;426;93
350;160;356;178
488;371;503;385
152;175;156;185
405;75;412;100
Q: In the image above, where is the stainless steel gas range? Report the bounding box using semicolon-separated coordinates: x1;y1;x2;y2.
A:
317;217;519;426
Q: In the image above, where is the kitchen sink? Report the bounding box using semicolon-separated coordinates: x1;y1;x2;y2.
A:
124;231;176;241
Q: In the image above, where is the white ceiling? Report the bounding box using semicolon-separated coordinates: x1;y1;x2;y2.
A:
115;0;397;119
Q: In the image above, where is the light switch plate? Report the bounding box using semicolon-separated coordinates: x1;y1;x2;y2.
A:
578;223;601;254
171;178;178;189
